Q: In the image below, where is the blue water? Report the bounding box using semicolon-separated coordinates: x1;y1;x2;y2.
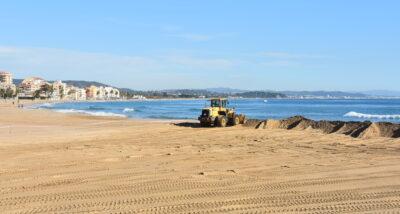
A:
33;99;400;122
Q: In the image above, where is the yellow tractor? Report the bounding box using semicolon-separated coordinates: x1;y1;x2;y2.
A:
198;98;246;127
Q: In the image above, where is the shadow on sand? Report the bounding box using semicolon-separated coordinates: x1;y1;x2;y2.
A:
173;122;202;128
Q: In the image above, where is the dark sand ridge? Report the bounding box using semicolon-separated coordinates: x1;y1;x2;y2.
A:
246;116;400;139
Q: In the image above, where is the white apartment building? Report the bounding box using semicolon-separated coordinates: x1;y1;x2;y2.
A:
0;71;16;95
104;87;120;99
0;71;13;85
64;86;87;100
51;80;67;100
96;86;120;100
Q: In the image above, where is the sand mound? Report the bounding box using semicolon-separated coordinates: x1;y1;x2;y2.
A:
243;119;262;128
336;121;372;138
312;121;345;134
278;116;306;129
255;120;267;129
264;119;282;129
360;122;400;138
256;115;400;139
292;118;317;130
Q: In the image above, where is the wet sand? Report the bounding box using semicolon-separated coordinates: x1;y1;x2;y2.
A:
1;104;400;213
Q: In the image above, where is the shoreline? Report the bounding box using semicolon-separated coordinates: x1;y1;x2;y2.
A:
24;99;400;126
25;101;400;139
20;101;198;124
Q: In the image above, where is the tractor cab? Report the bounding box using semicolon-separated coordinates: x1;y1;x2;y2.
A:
210;98;228;108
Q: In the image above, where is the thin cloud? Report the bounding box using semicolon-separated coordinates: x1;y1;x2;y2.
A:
168;33;214;42
259;60;293;67
160;24;183;32
260;51;328;60
161;23;234;42
163;55;235;69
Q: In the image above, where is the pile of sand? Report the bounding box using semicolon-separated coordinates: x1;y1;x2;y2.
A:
279;116;307;129
312;121;345;134
261;116;307;130
360;122;400;138
242;119;262;128
293;118;317;130
336;121;372;138
244;116;400;139
264;119;281;129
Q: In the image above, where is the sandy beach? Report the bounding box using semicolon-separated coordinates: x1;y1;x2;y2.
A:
1;103;400;213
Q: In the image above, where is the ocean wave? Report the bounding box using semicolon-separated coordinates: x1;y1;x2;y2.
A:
123;108;134;112
344;111;400;120
55;109;126;117
32;103;55;109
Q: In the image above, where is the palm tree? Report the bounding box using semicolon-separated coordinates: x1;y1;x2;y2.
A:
0;89;5;99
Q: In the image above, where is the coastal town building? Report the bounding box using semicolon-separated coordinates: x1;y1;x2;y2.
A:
20;77;48;93
51;80;67;100
0;71;13;85
85;85;120;100
104;87;120;99
97;86;106;100
86;85;98;100
64;86;87;100
75;88;87;100
52;80;67;99
64;85;76;100
18;77;52;99
130;95;146;100
0;71;17;96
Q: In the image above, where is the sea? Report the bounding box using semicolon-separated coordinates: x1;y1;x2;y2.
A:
31;99;400;123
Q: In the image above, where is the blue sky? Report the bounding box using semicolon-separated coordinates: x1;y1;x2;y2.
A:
0;0;399;91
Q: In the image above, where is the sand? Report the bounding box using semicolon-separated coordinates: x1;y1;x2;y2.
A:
1;104;400;213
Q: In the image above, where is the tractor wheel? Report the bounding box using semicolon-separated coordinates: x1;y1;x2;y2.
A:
232;115;240;126
216;116;227;127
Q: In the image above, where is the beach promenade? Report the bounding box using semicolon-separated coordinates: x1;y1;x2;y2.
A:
1;104;400;213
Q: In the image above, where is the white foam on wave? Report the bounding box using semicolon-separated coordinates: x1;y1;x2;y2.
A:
56;109;126;118
40;103;55;108
123;108;134;112
28;102;55;109
344;111;400;120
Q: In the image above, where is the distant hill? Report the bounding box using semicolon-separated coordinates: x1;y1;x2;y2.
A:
61;80;110;88
361;90;400;97
281;91;368;98
236;91;286;98
13;79;23;86
161;89;225;97
205;87;248;94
